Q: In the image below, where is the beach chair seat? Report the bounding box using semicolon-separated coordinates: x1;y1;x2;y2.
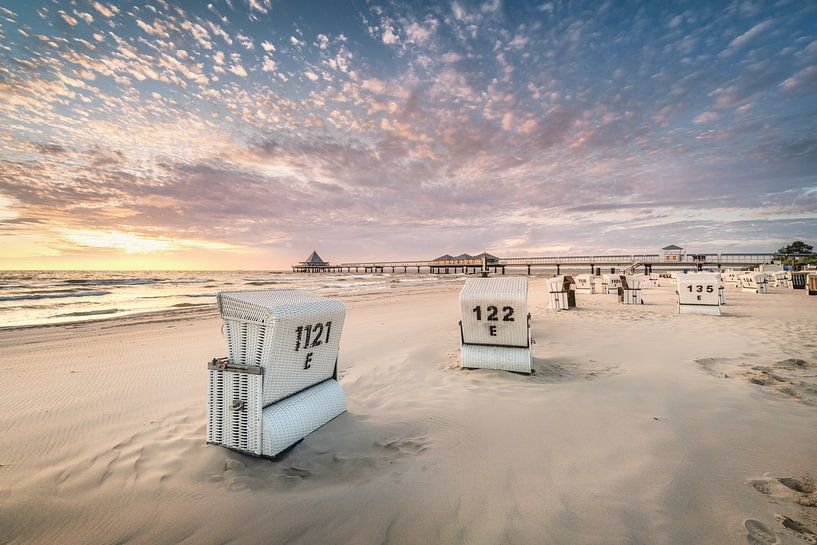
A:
676;272;721;315
459;277;531;373
207;359;345;457
545;275;576;310
207;289;347;457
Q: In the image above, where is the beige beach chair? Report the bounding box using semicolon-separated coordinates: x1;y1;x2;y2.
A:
676;272;721;315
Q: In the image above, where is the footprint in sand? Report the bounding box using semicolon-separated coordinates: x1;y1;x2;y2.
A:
775;515;817;545
374;435;429;455
778;476;816;495
696;356;817;405
745;519;780;545
751;475;817;503
750;475;817;541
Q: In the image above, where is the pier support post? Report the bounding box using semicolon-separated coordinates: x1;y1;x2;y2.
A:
556;264;560;275
502;266;506;275
527;265;531;275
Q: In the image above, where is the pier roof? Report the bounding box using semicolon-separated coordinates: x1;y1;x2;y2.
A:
302;250;328;265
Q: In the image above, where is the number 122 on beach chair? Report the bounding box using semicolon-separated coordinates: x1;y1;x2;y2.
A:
458;277;532;374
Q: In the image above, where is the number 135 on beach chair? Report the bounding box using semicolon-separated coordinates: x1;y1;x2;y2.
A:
458;277;532;374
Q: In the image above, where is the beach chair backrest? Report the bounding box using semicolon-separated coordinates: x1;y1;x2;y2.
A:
217;289;346;406
460;277;528;348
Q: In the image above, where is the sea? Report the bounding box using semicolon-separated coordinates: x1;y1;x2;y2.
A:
0;270;458;329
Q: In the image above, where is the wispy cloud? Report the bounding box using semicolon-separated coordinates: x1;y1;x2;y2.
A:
0;0;815;268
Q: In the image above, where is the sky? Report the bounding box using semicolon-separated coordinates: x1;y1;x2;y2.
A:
0;0;816;270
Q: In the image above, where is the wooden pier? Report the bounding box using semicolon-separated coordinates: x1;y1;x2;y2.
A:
293;252;806;275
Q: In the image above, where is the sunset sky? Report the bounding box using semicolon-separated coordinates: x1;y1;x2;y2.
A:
1;0;816;270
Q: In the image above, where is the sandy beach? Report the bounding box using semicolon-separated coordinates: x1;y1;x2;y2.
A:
1;279;816;545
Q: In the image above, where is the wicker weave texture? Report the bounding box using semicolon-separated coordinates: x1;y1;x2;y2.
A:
461;344;532;373
574;274;595;293
260;379;346;457
217;289;346;406
459;277;528;347
676;272;721;315
548;292;570;310
207;368;263;454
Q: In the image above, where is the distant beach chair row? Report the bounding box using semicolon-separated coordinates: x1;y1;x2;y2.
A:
206;270;813;458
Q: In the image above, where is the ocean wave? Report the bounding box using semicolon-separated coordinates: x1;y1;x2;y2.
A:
245;280;291;286
62;278;157;286
51;308;120;318
0;290;111;302
321;281;380;289
171;302;211;308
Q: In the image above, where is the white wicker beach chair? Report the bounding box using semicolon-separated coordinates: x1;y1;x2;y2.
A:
601;274;622;294
722;271;741;288
574;274;596;294
207;289;347;457
618;275;643;305
772;271;790;288
715;273;726;305
459;277;531;373
740;272;768;293
676;272;721;315
545;275;576;310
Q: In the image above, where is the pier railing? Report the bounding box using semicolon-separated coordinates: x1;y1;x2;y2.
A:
294;252;810;273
